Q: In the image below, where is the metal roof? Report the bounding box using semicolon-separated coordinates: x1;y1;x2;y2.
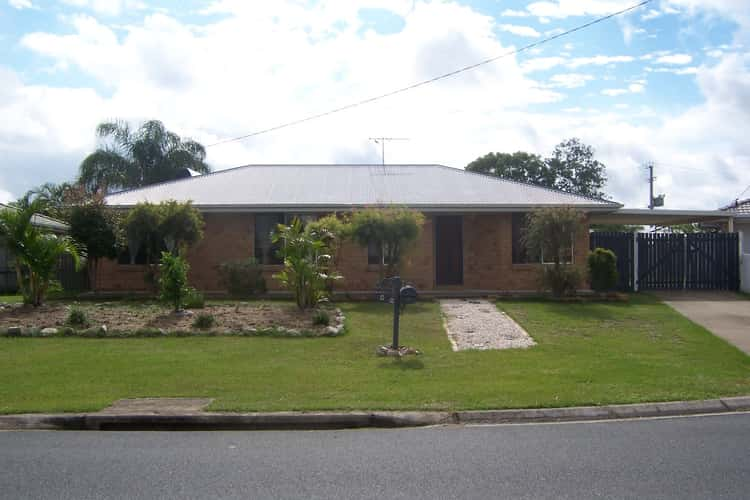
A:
0;203;69;233
105;164;621;212
720;198;750;217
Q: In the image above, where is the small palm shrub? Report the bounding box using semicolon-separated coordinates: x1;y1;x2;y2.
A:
66;307;89;328
588;247;618;292
217;258;267;297
272;219;340;310
192;312;216;329
184;288;205;309
312;309;330;326
158;251;190;311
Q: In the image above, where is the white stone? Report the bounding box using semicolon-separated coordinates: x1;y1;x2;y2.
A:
41;327;58;335
440;299;536;351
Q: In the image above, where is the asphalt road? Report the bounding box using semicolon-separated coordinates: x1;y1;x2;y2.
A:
1;413;749;499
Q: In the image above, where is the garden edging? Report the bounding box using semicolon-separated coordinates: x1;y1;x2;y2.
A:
2;396;748;431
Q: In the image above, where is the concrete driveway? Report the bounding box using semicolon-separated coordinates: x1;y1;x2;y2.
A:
656;291;750;354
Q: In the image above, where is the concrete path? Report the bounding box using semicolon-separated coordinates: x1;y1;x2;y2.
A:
656;291;750;354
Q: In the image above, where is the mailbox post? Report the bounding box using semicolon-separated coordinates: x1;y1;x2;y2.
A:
390;276;401;349
376;276;418;353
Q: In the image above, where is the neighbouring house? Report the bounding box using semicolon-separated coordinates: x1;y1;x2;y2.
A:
720;198;750;292
720;198;750;252
0;203;71;293
99;164;623;295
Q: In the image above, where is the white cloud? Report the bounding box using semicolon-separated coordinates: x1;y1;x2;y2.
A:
655;53;693;65
628;82;645;92
498;24;541;38
3;0;750;211
567;55;635;68
9;0;34;8
521;54;635;72
525;0;641;19
0;189;14;204
548;73;594;88
641;8;662;20
601;88;629;96
500;9;529;17
60;0;147;17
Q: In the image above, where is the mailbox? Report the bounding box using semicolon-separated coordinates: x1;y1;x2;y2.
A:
399;285;418;305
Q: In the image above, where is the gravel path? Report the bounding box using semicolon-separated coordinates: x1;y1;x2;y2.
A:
440;299;536;351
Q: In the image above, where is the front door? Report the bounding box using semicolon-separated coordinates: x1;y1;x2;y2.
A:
435;215;463;286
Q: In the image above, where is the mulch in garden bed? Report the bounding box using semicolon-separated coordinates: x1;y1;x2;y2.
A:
0;302;341;337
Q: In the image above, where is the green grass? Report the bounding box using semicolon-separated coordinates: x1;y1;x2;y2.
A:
0;295;748;414
0;295;22;304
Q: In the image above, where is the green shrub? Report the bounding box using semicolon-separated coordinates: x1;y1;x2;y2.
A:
66;306;90;328
184;288;205;309
217;258;267;297
192;312;216;329
158;251;190;311
312;309;330;326
540;265;583;298
588;247;618;292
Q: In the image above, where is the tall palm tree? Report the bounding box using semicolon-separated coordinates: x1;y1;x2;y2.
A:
78;120;211;193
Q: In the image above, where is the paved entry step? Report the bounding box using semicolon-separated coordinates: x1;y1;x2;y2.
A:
98;398;214;415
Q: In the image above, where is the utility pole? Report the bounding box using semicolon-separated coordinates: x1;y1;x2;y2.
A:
646;162;664;209
369;137;409;165
648;162;655;210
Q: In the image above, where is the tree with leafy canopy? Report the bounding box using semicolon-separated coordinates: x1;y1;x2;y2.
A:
158;201;205;254
466;138;608;198
68;200;120;291
466;152;554;187
123;201;204;264
524;207;584;297
546;138;607;198
350;207;424;279
78;120;211;193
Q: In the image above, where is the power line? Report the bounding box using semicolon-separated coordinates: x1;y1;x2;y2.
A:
206;0;653;148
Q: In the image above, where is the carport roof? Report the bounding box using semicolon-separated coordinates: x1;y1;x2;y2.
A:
104;164;621;212
589;208;735;226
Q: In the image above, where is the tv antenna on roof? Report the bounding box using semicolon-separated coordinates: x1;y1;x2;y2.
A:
369;137;409;166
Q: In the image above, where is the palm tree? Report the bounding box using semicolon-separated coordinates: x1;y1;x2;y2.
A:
78;120;211;193
0;201;80;306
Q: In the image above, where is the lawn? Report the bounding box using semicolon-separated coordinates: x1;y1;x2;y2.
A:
0;295;748;414
0;295;22;304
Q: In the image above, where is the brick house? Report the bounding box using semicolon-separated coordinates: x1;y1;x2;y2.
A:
99;164;621;295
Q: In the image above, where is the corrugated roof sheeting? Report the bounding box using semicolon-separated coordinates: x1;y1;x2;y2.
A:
105;164;620;210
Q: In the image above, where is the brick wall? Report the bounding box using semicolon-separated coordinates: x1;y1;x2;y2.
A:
95;211;590;293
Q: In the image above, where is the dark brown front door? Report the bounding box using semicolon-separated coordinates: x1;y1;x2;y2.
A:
435;215;463;286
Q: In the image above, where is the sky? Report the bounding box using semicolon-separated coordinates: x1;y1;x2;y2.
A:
1;0;749;209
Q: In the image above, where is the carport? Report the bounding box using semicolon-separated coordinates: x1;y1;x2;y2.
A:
589;208;743;292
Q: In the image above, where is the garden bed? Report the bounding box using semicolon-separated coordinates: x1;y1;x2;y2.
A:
0;302;344;337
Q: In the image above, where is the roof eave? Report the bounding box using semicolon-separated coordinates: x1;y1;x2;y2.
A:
106;202;621;213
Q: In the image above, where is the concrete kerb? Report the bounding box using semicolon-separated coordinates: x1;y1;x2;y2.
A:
1;398;748;431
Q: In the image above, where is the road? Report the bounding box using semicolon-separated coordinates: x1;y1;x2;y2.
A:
1;413;749;499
